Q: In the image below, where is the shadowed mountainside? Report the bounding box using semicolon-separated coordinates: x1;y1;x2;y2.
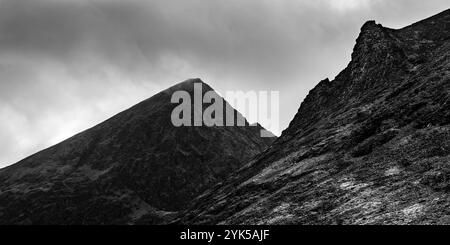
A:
0;78;275;224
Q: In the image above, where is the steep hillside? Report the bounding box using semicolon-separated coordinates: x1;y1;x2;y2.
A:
0;78;275;224
175;9;450;225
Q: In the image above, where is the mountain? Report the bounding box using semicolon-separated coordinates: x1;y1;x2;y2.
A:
175;9;450;225
0;78;275;225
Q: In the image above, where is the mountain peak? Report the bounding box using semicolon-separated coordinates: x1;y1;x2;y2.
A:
361;20;379;29
0;78;275;224
163;78;213;94
178;78;205;86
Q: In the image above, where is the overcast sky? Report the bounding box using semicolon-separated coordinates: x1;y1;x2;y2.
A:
0;0;449;168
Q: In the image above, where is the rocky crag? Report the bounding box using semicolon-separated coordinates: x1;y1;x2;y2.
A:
174;9;450;225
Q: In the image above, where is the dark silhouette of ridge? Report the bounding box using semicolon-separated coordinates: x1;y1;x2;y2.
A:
0;78;275;225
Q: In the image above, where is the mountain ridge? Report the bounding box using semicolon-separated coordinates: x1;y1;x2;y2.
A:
174;8;450;225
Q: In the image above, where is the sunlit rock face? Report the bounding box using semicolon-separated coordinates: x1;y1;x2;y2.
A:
175;9;450;225
0;78;275;225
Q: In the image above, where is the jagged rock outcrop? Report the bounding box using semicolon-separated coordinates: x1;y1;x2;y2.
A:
0;79;275;225
175;9;450;225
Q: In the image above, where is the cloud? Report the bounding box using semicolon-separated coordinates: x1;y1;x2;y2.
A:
323;0;376;11
0;0;449;167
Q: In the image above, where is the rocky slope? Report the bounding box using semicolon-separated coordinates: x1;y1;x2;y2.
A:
175;9;450;225
0;79;275;225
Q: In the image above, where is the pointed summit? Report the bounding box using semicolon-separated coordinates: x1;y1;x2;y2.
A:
0;79;276;225
165;78;206;90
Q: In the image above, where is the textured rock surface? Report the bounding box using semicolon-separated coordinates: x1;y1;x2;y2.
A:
0;79;275;225
174;9;450;225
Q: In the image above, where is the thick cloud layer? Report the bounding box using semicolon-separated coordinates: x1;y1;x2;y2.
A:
0;0;449;167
